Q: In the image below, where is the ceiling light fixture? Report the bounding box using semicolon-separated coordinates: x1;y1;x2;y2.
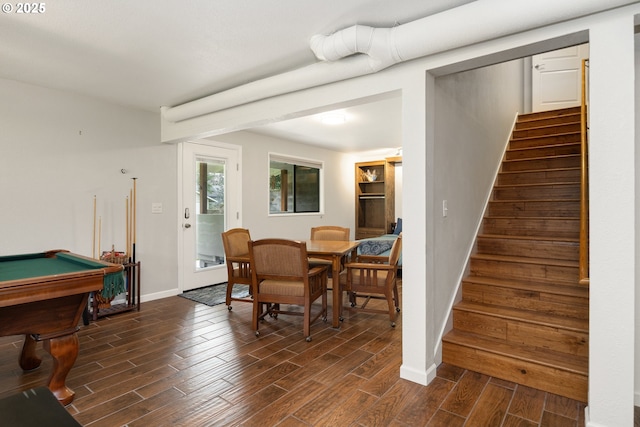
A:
320;112;347;125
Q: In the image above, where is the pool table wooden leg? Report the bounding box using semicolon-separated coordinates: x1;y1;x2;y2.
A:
19;334;42;371
43;333;79;405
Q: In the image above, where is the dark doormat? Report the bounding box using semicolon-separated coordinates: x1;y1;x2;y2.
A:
179;282;250;306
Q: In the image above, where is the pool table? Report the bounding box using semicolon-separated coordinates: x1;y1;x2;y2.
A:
0;250;124;405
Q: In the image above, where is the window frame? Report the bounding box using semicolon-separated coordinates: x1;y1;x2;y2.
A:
268;153;325;216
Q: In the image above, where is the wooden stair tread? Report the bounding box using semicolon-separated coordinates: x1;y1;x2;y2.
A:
503;153;579;163
489;199;580;204
516;114;581;128
517;108;581;121
510;131;581;143
518;107;581;120
494;182;579;189
471;253;579;268
451;301;588;334
478;233;578;243
443;330;588;374
499;167;580;175
516;120;581;127
484;215;579;221
463;275;587;298
508;141;580;152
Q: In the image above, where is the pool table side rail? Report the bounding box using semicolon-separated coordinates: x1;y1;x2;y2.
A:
0;271;111;307
0;251;123;307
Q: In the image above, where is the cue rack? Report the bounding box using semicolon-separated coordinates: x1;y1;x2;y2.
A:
88;177;141;320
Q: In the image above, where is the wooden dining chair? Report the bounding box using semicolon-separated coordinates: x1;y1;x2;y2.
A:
221;228;253;310
309;226;351;272
248;238;328;341
310;226;350;241
339;233;402;327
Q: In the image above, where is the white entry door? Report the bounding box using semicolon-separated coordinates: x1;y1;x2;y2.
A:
181;141;241;291
532;44;589;112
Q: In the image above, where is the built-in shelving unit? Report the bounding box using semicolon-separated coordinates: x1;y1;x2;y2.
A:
355;160;395;240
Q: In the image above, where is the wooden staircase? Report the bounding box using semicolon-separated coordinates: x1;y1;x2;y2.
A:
442;106;589;403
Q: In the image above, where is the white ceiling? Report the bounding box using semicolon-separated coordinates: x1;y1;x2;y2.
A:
1;0;473;152
247;95;403;154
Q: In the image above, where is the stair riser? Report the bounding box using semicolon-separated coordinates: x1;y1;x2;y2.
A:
476;236;579;259
442;342;587;402
516;114;581;130
470;258;579;284
462;282;588;319
502;156;580;172
513;123;581;139
452;309;588;357
509;133;582;150
493;185;579;200
498;169;580;185
482;218;580;239
506;144;581;161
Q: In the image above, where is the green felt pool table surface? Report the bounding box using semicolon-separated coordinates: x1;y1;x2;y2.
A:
0;251;113;281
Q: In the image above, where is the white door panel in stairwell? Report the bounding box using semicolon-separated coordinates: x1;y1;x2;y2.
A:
532;44;589;112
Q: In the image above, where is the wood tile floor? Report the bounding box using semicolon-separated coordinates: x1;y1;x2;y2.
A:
0;282;598;426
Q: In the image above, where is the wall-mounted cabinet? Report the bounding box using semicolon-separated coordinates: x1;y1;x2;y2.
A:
355;160;395;240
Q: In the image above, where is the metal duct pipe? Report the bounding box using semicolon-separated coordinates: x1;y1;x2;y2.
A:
162;0;636;122
162;55;376;123
309;25;402;71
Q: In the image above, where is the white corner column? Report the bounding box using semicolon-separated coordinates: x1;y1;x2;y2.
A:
586;13;636;427
400;70;437;385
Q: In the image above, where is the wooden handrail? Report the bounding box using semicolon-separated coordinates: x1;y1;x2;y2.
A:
579;59;589;285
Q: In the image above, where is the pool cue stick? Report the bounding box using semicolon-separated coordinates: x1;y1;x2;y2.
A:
98;216;102;259
129;189;133;260
126;196;129;259
92;196;97;259
132;178;137;263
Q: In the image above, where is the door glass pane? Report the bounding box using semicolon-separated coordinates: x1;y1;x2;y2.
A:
195;156;225;270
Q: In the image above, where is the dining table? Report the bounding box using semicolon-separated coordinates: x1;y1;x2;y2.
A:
306;239;360;328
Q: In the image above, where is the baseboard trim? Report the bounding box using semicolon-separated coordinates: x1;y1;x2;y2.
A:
400;362;437;386
140;288;179;303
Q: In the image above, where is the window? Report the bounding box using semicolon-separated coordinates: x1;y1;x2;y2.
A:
269;154;323;214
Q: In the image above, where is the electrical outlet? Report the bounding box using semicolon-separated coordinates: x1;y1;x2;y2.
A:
442;200;448;217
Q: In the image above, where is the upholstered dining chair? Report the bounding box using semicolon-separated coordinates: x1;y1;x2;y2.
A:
309;226;350;272
310;226;350;241
221;228;253;310
339;233;402;327
248;238;328;342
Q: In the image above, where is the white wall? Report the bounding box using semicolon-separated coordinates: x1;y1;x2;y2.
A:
636;30;640;408
211;130;355;241
0;78;179;299
432;59;524;353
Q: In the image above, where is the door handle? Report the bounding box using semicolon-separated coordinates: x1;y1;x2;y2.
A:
184;223;191;229
534;63;545;70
